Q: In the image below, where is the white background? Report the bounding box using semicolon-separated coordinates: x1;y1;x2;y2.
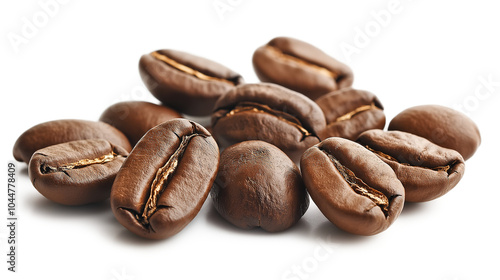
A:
1;1;500;279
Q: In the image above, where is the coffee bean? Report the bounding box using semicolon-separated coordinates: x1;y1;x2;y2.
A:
252;37;353;100
316;88;385;140
211;141;309;232
139;49;244;116
110;119;219;239
300;137;404;235
28;139;128;206
388;105;481;160
99;101;182;146
211;83;326;162
357;129;465;202
13;119;132;163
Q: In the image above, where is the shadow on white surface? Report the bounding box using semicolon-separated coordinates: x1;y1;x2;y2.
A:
400;201;430;216
112;225;177;246
19;165;29;176
205;202;312;237
315;220;373;245
27;195;111;218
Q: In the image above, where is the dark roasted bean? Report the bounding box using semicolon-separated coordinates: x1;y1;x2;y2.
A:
253;37;353;100
29;139;128;205
300;137;405;235
357;129;465;202
388;105;481;160
211;83;326;162
211;141;309;232
99;101;182;146
316;88;385;140
13;119;132;163
110;119;219;239
139;49;244;116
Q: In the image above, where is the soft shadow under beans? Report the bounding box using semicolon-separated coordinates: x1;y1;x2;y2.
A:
315;221;373;245
100;209;170;246
400;201;430;216
19;165;29;176
205;205;272;236
206;198;372;242
28;195;111;218
113;227;175;246
206;202;313;238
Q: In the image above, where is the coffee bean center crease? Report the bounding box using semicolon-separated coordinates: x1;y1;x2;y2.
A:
151;51;236;86
365;146;454;174
335;103;380;122
223;101;314;139
136;127;206;227
266;45;338;79
320;148;390;216
41;151;121;174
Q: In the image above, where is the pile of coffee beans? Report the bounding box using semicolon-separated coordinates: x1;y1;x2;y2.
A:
13;36;481;239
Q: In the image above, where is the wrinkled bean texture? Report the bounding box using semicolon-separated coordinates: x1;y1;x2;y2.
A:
100;101;182;146
29;139;128;206
13;119;132;163
357;130;465;202
253;37;353;100
111;119;219;239
300;137;405;235
211;83;326;162
388;105;481;160
211;141;309;232
139;49;244;116
316;88;385;140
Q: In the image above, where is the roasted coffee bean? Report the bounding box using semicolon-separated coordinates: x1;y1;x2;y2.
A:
211;83;326;162
28;139;128;206
211;141;309;232
139;49;244;116
99;101;182;146
300;137;405;235
111;119;219;239
357;130;465;202
13;119;132;163
388;105;481;160
252;37;353;100
316;88;385;140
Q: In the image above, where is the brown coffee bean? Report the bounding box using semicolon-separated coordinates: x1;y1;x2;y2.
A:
211;141;309;232
211;83;326;162
110;119;219;239
300;137;405;235
139;49;244;116
388;105;481;160
99;101;182;146
316;88;385;140
28;139;128;206
13;119;132;163
252;37;353;100
357;130;465;202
